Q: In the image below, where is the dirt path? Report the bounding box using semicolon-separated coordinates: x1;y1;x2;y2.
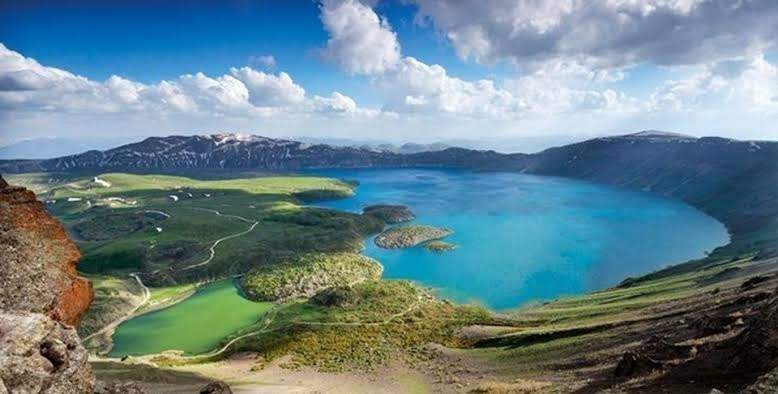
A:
180;210;259;271
82;273;150;343
149;208;259;273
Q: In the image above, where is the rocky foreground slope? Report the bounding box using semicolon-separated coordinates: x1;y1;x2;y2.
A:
0;175;96;392
0;176;93;325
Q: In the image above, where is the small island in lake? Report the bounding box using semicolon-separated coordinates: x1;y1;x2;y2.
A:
363;204;415;224
423;240;457;253
374;225;452;249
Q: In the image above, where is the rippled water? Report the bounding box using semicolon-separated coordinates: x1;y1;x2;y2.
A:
312;168;729;310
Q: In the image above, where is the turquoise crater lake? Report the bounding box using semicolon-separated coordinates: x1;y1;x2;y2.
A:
312;168;729;310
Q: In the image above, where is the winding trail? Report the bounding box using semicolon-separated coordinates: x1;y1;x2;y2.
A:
81;273;150;343
149;208;259;273
180;209;259;272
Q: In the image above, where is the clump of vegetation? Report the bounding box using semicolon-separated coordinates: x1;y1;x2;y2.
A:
292;188;353;202
223;280;493;372
145;240;206;264
363;204;415;224
374;225;452;249
310;285;357;307
424;240;457;253
241;253;383;301
72;211;165;241
267;206;383;235
470;380;552;393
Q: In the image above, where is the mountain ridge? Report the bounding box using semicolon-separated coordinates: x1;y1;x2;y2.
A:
1;131;776;243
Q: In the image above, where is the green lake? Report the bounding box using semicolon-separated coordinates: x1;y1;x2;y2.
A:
109;279;272;356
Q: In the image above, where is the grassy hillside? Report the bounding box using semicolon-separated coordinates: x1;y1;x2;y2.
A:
14;172;380;286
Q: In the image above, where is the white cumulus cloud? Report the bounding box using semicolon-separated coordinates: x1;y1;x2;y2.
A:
319;0;402;75
410;0;778;70
0;43;371;120
317;2;639;119
650;54;778;113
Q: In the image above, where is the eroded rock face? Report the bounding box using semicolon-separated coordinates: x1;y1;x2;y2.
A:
0;175;101;393
726;286;778;373
200;381;233;394
0;311;94;393
743;367;778;393
0;176;93;326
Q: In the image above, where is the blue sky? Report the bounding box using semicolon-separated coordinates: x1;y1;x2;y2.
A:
1;0;777;148
0;1;505;106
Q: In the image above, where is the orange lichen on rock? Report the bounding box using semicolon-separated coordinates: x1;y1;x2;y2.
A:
0;175;93;326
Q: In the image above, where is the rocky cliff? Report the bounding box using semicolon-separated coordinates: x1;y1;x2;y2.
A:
0;311;94;393
0;174;97;393
0;175;93;326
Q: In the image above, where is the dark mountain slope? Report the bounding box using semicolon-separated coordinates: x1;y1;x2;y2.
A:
523;134;778;235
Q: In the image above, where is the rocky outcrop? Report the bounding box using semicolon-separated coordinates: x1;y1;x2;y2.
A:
0;311;94;393
94;381;147;394
363;204;415;224
743;367;778;393
0;175;106;393
374;225;452;249
614;351;663;377
0;175;93;326
424;240;457;253
200;381;233;394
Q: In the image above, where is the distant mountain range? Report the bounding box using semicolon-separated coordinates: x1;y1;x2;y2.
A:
1;131;776;240
292;136;452;154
